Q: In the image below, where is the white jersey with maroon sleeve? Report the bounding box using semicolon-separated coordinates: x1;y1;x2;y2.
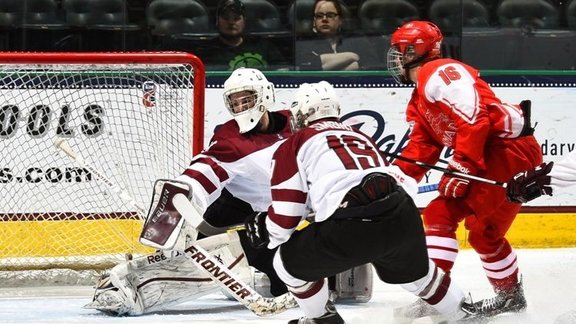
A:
175;110;292;214
266;120;418;249
549;151;576;192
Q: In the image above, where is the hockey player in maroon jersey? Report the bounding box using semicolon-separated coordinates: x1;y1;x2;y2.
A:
87;68;372;316
386;20;543;319
245;81;487;323
86;67;293;315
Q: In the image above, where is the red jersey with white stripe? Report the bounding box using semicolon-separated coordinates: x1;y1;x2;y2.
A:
266;119;417;249
175;110;292;213
396;58;527;181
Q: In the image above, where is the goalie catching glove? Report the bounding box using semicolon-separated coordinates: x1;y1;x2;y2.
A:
507;161;554;203
439;154;477;198
245;211;269;249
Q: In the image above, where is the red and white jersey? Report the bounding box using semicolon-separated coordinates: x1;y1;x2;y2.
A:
175;110;292;213
550;151;576;193
396;58;527;181
266;119;417;249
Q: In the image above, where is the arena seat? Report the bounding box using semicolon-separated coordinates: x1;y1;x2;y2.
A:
428;0;491;35
496;0;559;30
357;0;420;35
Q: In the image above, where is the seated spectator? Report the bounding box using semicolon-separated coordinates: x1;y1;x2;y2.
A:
197;0;290;71
295;0;382;70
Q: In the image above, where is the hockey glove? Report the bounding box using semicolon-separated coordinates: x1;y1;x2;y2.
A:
507;162;554;203
244;211;269;249
438;156;476;198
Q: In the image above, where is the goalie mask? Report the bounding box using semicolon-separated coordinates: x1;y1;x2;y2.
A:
290;81;341;132
223;68;275;133
387;20;443;84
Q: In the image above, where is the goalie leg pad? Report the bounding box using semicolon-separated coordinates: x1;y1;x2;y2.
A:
86;233;253;315
332;263;373;303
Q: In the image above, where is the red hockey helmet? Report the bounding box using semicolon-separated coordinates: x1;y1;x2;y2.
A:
387;21;443;84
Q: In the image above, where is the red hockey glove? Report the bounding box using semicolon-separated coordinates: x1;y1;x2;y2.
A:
507;162;554;203
438;157;476;198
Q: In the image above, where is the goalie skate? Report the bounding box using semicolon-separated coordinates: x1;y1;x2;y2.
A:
85;267;144;316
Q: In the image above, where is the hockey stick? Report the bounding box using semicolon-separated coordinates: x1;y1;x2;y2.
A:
382;152;507;188
54;138;148;218
55;138;297;316
172;194;298;316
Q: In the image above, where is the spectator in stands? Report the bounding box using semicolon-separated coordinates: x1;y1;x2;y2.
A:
198;0;290;71
295;0;381;71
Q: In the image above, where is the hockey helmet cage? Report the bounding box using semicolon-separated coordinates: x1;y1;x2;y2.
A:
387;20;443;84
290;81;340;132
223;68;275;133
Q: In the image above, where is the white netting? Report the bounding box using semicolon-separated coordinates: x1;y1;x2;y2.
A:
0;53;203;284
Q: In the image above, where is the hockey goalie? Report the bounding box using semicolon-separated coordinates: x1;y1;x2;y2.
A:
86;68;373;316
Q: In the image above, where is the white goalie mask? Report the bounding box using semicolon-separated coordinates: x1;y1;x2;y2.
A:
289;81;341;132
223;68;275;133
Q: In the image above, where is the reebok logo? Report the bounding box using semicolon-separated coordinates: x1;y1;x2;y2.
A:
450;160;470;174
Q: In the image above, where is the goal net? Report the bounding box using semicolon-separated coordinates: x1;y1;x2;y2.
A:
0;52;205;285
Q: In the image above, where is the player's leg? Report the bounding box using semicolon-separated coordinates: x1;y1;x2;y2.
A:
272;236;345;324
370;192;479;322
466;204;527;317
393;197;470;321
464;136;542;317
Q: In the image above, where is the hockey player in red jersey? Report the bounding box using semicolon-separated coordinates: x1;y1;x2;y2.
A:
387;20;543;318
245;81;488;323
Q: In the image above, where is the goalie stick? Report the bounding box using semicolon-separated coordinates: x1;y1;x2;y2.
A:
54;138;297;316
382;151;507;188
172;195;297;316
54;138;148;219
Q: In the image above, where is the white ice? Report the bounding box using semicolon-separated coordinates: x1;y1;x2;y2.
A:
1;248;575;324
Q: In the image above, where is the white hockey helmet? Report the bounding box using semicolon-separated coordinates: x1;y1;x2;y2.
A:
289;81;340;132
223;68;275;133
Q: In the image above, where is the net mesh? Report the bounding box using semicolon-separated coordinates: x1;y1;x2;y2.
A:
0;53;203;284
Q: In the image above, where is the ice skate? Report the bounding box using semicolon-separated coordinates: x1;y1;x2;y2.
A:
288;301;345;324
473;280;527;317
436;297;491;324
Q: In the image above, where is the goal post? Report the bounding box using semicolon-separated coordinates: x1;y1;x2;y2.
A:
0;52;205;284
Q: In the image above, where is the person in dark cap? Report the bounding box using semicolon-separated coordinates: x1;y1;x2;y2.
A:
217;0;246;17
196;0;290;71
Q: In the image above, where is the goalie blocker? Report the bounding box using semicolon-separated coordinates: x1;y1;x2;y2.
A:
139;179;203;251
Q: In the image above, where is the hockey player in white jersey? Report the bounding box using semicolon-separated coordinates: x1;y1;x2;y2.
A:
244;81;490;323
86;68;372;315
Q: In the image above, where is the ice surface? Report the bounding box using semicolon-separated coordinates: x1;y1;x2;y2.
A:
1;248;575;324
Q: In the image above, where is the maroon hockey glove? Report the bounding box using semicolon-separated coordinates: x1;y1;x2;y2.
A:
245;211;269;249
507;162;554;203
438;156;476;198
